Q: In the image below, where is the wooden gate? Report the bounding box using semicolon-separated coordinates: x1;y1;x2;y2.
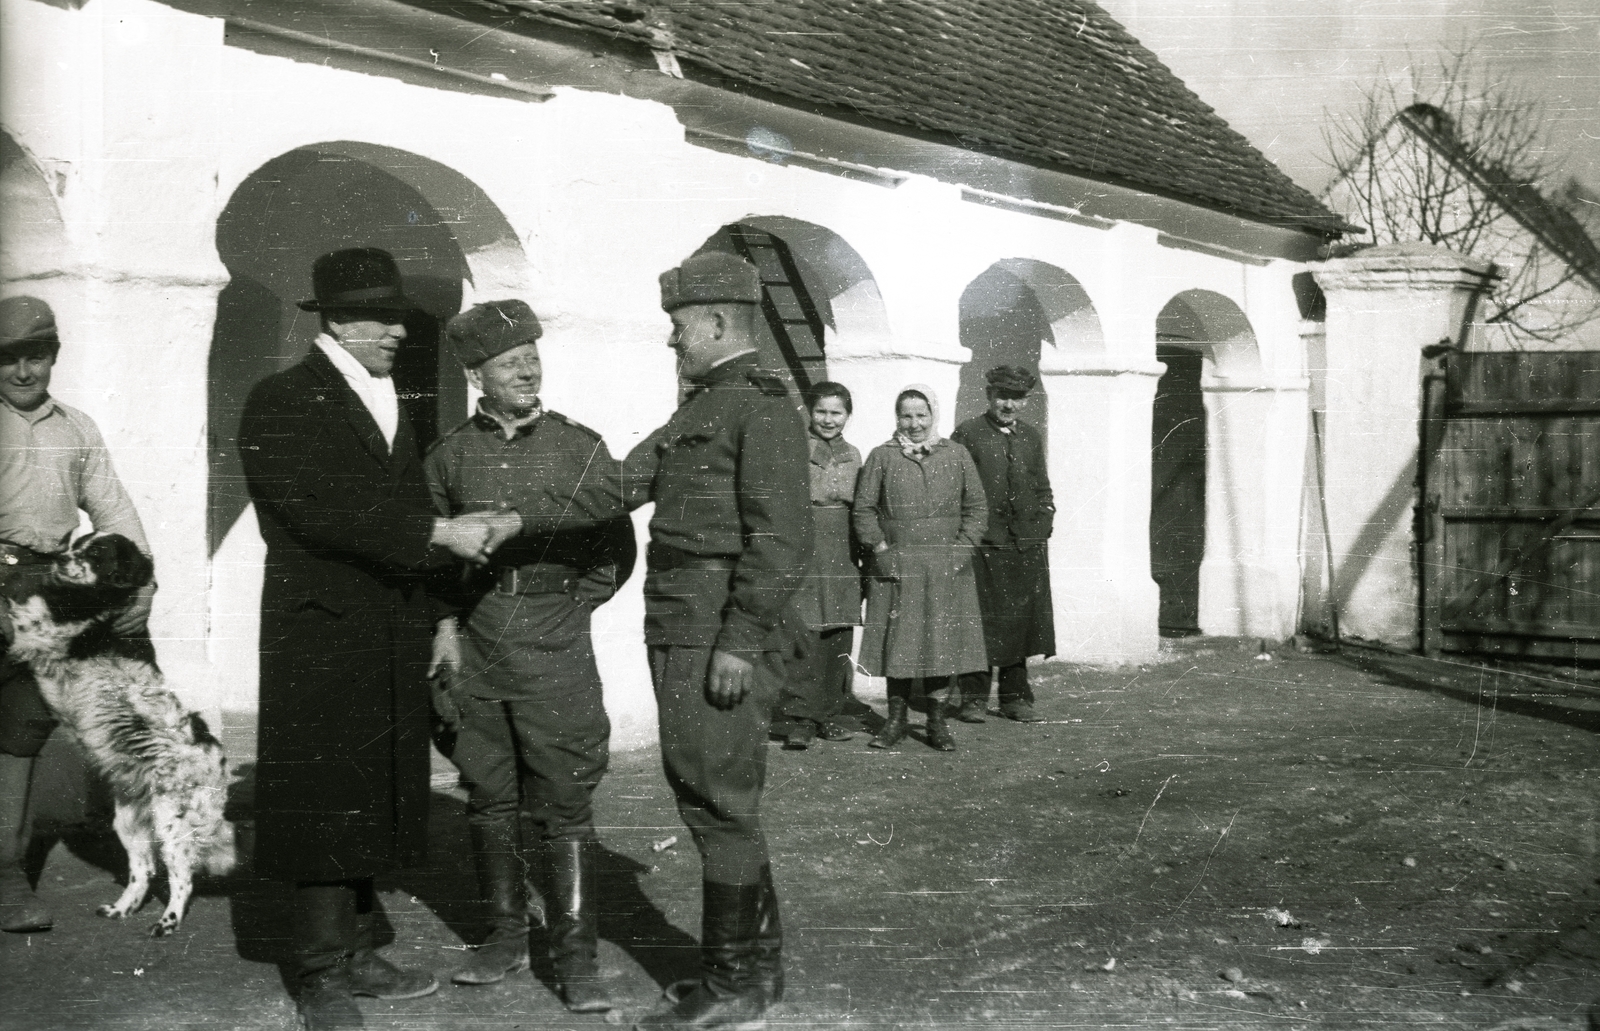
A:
1421;351;1600;659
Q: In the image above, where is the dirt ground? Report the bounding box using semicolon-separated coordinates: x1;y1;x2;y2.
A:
4;636;1598;1031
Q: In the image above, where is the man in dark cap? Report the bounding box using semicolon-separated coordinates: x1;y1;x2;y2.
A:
422;299;634;1012
501;251;812;1031
238;248;501;1030
0;296;156;934
950;364;1057;723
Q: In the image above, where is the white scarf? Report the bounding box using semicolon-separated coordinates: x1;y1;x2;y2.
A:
315;334;399;450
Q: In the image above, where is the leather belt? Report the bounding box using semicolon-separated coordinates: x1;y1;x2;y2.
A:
0;542;51;567
647;541;737;574
494;563;583;596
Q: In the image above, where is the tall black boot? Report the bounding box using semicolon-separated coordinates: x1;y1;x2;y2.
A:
292;882;363;1031
547;839;612;1013
869;681;910;749
452;818;532;985
346;879;438;1000
636;880;766;1030
751;865;784;1006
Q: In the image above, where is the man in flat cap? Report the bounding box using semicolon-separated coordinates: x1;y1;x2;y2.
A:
238;248;501;1030
950;364;1057;723
502;251;812;1030
0;296;156;934
422;299;634;1012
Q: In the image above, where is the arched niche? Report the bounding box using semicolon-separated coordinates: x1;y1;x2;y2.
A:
956;259;1105;441
1;131;70;285
691;216;891;398
1150;289;1264;635
209;142;532;554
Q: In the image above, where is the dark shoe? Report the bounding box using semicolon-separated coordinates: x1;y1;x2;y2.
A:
953;700;988;724
868;696;909;749
347;950;439;1000
0;863;52;933
782;723;815;750
453;819;532;986
925;703;956;752
548;839;612;1013
296;967;363;1031
999;700;1043;723
817;721;855;742
634;981;767;1030
636;880;768;1029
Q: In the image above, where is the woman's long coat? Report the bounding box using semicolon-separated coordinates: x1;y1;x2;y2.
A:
238;347;442;882
790;434;863;632
853;440;988;679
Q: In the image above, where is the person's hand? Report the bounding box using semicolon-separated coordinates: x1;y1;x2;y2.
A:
449;510;523;559
431;516;492;564
707;649;755;709
427;618;463;731
871;544;899;581
112;582;156;636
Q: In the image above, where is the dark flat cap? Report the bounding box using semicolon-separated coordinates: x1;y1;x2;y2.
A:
986;364;1037;395
0;296;61;356
660;252;761;312
446;299;543;367
298;247;418;313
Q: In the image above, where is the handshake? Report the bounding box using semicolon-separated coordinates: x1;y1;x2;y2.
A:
430;509;522;565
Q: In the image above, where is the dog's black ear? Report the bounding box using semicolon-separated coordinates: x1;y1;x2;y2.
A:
100;535;154;591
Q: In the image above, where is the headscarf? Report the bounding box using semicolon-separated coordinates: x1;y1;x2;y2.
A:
891;383;942;459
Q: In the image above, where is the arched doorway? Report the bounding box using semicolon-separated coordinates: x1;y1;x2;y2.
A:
210;143;530;555
691;217;891;403
1151;290;1261;635
208;143;530;710
957;261;1101;446
1;132;69;287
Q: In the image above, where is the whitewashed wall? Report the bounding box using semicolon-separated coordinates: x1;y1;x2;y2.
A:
2;0;1318;747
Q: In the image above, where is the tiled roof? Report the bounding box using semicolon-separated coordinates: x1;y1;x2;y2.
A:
479;0;1345;236
1398;106;1600;291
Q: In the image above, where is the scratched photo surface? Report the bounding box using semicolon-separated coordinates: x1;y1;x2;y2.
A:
2;1;1597;1029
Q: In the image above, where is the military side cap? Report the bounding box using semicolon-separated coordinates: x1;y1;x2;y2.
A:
660;252;762;311
298;247;418;313
986;364;1037;394
0;296;61;356
446;299;543;367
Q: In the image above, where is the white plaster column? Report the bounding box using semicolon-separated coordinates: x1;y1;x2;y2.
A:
1038;354;1165;663
1196;374;1309;639
1309;243;1494;649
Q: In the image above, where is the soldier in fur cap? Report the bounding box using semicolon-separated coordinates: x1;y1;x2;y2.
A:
424;299;635;1012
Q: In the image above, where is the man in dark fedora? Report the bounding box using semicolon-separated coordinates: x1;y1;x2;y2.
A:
423;299;635;1011
0;296;156;934
950;364;1057;723
238;248;500;1030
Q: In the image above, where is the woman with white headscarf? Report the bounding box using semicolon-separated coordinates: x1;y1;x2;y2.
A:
853;386;988;750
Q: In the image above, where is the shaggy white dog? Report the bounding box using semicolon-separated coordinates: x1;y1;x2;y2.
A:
5;533;236;937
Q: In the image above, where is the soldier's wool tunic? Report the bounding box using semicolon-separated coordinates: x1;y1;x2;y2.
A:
423;404;634;840
509;353;811;883
950;413;1056;665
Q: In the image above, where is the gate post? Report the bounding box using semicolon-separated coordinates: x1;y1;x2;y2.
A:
1308;243;1494;651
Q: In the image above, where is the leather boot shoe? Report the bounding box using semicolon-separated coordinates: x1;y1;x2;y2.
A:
0;862;52;933
925;701;956;751
634;982;767;1030
347;949;439;999
868;696;908;749
453;818;532;985
548;839;612;1013
296;966;364;1031
954;700;988;724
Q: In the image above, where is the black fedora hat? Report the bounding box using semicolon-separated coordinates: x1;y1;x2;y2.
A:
298;247;419;313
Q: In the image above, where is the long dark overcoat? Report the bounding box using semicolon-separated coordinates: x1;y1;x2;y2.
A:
949;413;1056;664
238;347;441;882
